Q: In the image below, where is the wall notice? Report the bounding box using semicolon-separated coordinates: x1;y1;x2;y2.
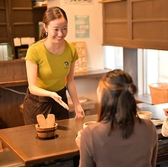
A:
71;41;88;73
75;15;89;38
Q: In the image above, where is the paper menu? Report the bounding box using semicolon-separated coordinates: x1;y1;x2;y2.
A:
13;37;35;46
71;41;88;73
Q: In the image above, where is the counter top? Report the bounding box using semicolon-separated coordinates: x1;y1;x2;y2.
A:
0;111;167;166
0;115;97;166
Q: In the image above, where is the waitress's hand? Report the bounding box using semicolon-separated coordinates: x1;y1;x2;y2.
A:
50;92;69;110
163;108;168;117
75;104;85;118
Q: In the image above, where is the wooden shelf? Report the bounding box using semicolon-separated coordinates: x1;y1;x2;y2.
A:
0;0;47;58
74;69;109;79
0;23;7;25
101;0;168;50
0;80;28;88
0;69;108;88
99;0;126;3
12;7;32;10
0;59;109;88
33;5;47;8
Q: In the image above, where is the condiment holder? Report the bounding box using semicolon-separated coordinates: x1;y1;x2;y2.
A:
35;114;57;139
35;123;58;139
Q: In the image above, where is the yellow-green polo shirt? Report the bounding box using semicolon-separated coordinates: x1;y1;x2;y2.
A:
25;40;78;92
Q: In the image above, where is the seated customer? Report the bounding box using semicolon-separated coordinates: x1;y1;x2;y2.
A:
161;108;168;137
78;69;158;167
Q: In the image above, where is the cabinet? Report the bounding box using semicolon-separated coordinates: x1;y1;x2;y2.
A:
0;0;11;44
0;0;46;58
101;0;168;50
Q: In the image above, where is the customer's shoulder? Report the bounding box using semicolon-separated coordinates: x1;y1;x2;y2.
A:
136;118;156;131
83;122;109;136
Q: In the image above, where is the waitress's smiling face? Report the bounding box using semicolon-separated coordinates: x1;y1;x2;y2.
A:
45;17;68;44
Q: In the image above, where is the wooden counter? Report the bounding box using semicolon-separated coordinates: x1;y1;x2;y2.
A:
0;115;100;166
0;59;27;87
0;113;168;166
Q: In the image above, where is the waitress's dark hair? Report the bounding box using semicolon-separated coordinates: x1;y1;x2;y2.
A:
40;6;68;39
97;69;140;139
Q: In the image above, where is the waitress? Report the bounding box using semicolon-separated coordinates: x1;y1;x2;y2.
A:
23;6;85;125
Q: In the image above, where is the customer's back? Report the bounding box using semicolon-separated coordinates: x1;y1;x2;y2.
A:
80;118;157;167
79;69;158;167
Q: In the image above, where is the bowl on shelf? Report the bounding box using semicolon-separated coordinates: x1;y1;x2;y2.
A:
35;123;58;139
137;111;152;120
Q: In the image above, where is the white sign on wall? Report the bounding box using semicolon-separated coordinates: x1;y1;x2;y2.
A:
75;15;90;38
64;0;92;4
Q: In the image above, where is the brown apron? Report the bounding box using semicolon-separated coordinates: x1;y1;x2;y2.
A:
23;87;69;125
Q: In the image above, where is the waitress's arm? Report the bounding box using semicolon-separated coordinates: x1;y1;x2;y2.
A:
66;62;85;118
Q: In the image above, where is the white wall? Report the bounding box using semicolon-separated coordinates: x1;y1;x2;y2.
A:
48;0;104;70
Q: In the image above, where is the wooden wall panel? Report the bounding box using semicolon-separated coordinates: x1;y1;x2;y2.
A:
0;11;6;22
0;86;26;128
0;0;46;58
103;1;128;45
13;10;33;22
133;22;168;41
102;0;168;50
0;59;27;83
104;1;127;20
0;59;27;128
104;23;128;39
132;0;168;20
13;24;34;37
0;26;8;39
33;7;46;23
0;0;11;44
11;0;32;7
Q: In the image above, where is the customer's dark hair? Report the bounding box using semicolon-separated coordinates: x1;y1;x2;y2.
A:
40;6;68;39
97;69;140;139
